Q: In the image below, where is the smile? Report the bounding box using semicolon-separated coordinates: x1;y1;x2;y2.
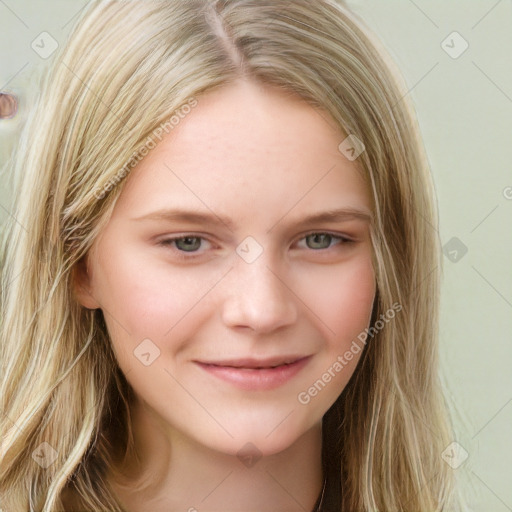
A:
194;355;312;391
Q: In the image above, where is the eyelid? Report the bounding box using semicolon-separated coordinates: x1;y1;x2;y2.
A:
158;234;213;249
295;229;355;244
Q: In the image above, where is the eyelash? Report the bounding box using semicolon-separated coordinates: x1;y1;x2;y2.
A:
158;231;354;260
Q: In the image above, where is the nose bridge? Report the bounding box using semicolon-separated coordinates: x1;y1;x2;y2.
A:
220;247;297;332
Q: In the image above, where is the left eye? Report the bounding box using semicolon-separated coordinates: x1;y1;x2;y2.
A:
299;232;350;250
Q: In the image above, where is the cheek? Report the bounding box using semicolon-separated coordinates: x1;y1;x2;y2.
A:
298;254;376;349
293;256;375;412
336;260;376;331
91;247;208;357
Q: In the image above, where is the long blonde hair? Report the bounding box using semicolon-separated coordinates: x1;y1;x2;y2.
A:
0;1;460;510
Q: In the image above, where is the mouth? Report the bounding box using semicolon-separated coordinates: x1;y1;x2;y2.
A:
194;355;312;390
198;355;308;369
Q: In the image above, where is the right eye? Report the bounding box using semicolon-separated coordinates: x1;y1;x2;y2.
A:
160;236;204;252
157;235;215;260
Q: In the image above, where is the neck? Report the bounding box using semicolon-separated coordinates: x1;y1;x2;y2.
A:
107;398;324;512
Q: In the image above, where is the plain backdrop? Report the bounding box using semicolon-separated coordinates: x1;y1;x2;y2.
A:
1;1;511;510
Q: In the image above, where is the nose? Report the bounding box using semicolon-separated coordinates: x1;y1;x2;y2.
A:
220;253;298;334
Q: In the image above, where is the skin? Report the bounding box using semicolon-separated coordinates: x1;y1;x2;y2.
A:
73;78;376;511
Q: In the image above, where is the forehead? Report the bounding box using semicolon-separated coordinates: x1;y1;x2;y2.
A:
113;79;371;222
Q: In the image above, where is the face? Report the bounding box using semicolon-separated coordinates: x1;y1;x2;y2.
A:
74;79;376;457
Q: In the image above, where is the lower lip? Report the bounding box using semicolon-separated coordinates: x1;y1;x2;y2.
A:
195;357;311;391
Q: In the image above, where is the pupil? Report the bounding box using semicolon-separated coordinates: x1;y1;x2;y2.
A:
309;234;330;249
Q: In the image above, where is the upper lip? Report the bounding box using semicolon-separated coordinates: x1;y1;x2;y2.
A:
195;355;309;369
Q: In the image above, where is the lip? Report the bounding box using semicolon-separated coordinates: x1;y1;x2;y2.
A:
194;355;312;391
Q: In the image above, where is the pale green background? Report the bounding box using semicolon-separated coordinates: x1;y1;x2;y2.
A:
1;1;511;510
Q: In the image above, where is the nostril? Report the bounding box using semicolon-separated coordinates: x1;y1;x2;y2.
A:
0;92;18;119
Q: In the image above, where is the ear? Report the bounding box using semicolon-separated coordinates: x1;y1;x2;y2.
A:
71;255;101;309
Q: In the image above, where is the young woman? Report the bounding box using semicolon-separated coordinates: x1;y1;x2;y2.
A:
0;1;462;510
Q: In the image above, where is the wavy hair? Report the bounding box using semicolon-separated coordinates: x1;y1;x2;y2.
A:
0;0;460;510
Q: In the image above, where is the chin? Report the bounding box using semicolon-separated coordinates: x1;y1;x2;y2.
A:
193;413;322;459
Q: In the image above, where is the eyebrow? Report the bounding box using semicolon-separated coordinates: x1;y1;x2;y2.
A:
131;207;372;231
